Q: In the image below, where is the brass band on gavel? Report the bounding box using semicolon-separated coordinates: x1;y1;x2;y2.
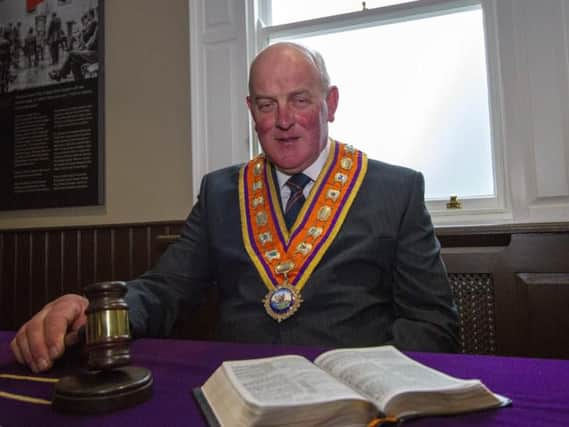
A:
84;281;132;371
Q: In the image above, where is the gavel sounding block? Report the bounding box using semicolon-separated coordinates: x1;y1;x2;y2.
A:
52;281;153;413
52;366;153;413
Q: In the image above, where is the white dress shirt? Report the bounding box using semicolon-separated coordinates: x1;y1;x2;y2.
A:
275;139;331;208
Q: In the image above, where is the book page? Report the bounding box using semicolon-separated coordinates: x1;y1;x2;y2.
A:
222;355;371;407
314;346;482;410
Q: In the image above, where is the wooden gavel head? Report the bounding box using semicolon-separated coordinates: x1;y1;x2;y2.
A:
84;281;131;371
53;281;153;413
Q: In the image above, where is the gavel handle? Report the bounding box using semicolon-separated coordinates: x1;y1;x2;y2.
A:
64;325;86;349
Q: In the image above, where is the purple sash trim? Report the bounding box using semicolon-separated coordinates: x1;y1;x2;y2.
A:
243;163;278;284
264;165;287;246
291;150;364;286
242;142;365;289
289;143;340;243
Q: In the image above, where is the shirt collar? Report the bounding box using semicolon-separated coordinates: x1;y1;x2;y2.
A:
275;138;331;189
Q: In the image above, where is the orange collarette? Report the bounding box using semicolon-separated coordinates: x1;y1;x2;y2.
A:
239;140;368;321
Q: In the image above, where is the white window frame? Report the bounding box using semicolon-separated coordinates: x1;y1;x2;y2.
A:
190;0;569;226
247;0;510;225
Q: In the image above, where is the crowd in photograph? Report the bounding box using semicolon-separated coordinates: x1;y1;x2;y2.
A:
0;8;98;94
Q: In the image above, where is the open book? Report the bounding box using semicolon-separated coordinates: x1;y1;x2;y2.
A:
193;346;510;427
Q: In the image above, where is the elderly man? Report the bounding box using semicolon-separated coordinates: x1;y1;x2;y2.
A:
11;42;458;373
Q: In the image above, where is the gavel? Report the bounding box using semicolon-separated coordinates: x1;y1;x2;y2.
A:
52;281;153;413
84;281;132;370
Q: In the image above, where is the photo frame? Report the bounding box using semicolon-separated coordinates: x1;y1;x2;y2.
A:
0;0;104;210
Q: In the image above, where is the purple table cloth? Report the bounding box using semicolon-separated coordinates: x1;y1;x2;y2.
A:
1;330;568;426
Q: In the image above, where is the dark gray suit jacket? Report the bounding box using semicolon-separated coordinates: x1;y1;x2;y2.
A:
126;159;459;352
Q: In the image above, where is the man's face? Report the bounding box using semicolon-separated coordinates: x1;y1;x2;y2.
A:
247;46;338;174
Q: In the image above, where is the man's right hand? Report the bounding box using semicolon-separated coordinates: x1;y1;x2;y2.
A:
10;294;89;373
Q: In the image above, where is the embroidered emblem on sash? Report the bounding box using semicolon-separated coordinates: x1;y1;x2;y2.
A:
259;232;272;245
265;250;280;261
326;189;340;202
307;227;323;239
238;140;368;321
334;173;348;185
317;206;332;221
253;162;263;176
256;211;268;226
296;242;312;255
341;157;353;170
252;196;264;208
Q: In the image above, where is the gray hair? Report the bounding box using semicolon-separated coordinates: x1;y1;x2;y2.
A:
305;45;331;92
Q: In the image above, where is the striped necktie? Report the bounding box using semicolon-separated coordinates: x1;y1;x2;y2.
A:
284;173;311;229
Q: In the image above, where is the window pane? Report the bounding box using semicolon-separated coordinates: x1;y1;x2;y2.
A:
269;0;416;26
272;8;494;199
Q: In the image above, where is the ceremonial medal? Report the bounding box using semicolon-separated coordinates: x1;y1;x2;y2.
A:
263;282;303;322
263;261;301;321
239;140;368;322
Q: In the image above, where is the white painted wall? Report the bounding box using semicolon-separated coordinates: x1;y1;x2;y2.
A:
494;0;569;223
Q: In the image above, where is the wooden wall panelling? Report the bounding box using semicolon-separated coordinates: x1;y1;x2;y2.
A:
0;222;185;331
30;232;47;317
2;222;569;359
45;230;63;303
14;232;31;330
490;266;522;356
94;228;112;283
1;234;15;331
507;233;569;358
510;232;569;358
61;230;80;296
113;227;132;280
516;273;569;359
440;226;569;359
0;234;3;322
79;229;95;290
131;226;153;278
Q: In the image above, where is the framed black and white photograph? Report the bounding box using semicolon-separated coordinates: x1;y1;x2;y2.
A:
0;0;104;210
